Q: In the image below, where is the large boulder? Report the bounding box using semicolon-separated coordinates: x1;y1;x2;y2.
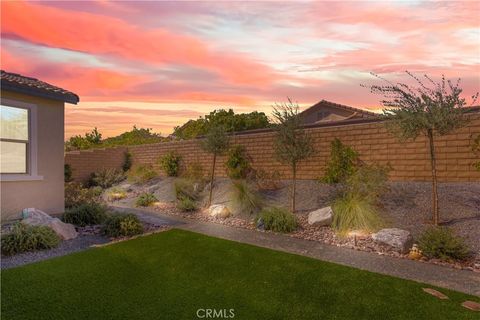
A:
307;206;333;226
22;208;78;240
208;204;231;219
372;228;413;253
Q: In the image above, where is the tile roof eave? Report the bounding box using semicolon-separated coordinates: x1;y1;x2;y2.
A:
1;81;79;105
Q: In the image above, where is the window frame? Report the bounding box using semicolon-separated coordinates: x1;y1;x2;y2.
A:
0;99;42;181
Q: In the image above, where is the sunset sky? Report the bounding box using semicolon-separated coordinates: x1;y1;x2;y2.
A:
1;1;479;138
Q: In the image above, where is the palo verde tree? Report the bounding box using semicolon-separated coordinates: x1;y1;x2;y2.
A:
272;98;314;212
201;125;230;207
364;71;478;225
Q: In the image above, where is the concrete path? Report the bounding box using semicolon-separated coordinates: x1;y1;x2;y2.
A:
110;206;480;297
111;206;184;227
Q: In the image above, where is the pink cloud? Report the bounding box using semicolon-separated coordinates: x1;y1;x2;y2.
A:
1;1;278;86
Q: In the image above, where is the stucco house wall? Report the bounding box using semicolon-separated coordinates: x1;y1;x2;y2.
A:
1;91;65;221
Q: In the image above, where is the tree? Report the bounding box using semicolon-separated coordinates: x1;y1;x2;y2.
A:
272;98;314;212
201;125;230;207
364;71;478;225
65;127;102;151
65;126;165;151
173;109;270;139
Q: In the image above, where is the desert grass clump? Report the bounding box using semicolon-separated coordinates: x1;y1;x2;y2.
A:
103;214;144;238
258;207;297;233
174;178;200;201
177;197;197;212
174;178;200;212
1;223;60;255
88;168;126;188
63;202;108;226
331;163;388;236
332;194;383;236
230;180;263;215
345;163;390;200
418;227;470;261
128;164;157;184
135;192;158;207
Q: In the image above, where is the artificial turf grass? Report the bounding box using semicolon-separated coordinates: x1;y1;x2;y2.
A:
1;229;478;320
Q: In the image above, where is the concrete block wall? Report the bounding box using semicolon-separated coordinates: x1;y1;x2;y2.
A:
65;113;480;183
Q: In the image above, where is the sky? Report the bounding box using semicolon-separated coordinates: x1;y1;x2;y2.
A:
1;0;479;138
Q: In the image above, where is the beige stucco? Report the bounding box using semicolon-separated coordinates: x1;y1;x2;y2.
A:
1;90;65;221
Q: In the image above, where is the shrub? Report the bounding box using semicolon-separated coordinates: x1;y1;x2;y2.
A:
177;196;197;212
174;178;200;201
331;194;383;236
103;214;144;237
107;187;127;201
322;138;359;184
254;169;282;191
345;163;390;201
122;151;133;172
64;164;73;182
418;227;470;261
127;164;157;183
1;223;60;255
63;202;108;226
231;180;262;215
65;182;101;208
159;152;181;177
258;207;297;233
225;145;251;179
135;192;158;207
88;168;126;188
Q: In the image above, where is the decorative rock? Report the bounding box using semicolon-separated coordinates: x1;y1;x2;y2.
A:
422;288;449;300
372;228;413;253
48;219;78;240
307;207;333;226
22;208;78;240
208;204;231;219
461;301;480;311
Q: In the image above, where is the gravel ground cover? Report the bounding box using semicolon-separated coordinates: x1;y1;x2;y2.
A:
107;178;480;272
1;219;170;269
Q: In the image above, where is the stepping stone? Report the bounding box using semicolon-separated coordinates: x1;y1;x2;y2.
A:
461;301;480;311
422;288;449;300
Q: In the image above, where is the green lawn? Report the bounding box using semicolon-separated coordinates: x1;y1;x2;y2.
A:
1;229;478;320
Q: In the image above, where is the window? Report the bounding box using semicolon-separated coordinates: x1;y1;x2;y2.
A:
1;105;29;174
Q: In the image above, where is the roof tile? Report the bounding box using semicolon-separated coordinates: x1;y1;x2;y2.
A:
1;70;79;104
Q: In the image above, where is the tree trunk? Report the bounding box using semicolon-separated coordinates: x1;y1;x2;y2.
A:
291;163;297;213
427;130;439;225
208;153;217;207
